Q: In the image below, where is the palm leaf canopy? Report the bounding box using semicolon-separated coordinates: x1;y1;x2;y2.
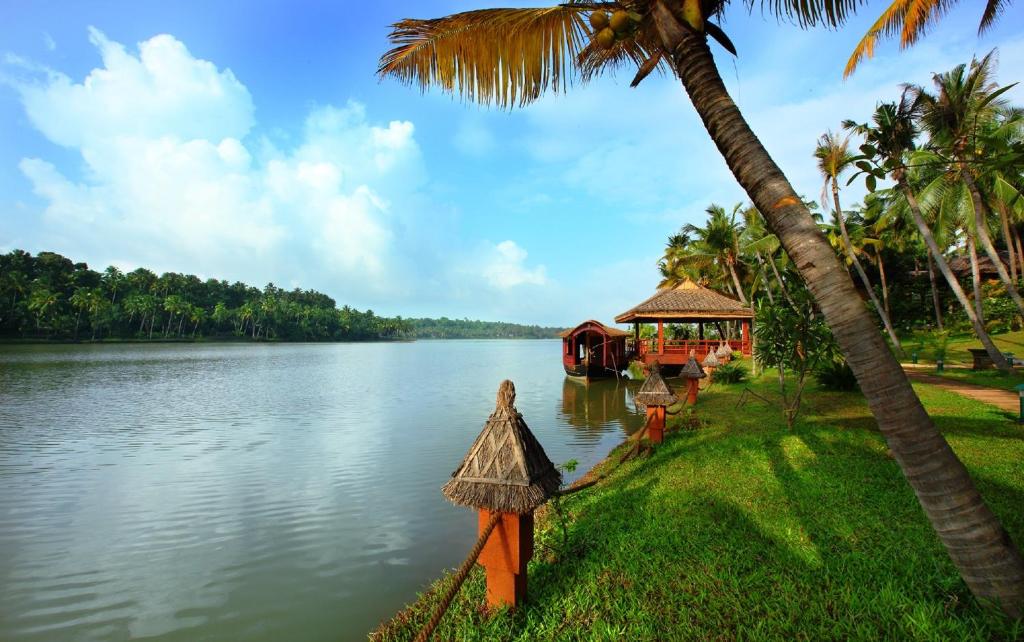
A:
379;0;865;109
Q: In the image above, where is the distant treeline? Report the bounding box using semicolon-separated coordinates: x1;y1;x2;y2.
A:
407;317;563;339
0;250;564;342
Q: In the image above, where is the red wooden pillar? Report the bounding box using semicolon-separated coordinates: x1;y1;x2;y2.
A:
646;404;666;443
686;379;699;405
742;320;751;355
478;510;533;608
657;320;664;356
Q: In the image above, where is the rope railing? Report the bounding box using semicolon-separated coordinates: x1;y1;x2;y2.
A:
414;511;502;642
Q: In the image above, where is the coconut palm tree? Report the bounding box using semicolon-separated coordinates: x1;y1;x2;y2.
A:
907;53;1024;318
816;130;902;351
379;1;1024;613
846;97;1012;372
677;203;748;301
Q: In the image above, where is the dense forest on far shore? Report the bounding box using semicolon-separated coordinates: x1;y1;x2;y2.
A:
0;250;565;342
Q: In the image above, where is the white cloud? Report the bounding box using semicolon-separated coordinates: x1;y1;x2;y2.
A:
42;33;56;52
481;240;548;289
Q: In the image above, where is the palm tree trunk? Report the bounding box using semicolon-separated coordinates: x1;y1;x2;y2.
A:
754;251;775;304
876;250;891;321
927;252;944;331
1013;224;1024;282
967;232;984;321
727;260;747;304
903;185;1008;369
767;251;796;307
963;167;1024;316
650;2;1023;616
997;200;1017;284
832;180;902;352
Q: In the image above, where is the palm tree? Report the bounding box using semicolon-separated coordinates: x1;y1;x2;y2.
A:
102;266;124;305
816;130;902;351
679;204;748;302
846;98;1012;372
908;53;1024;318
379;1;1024;613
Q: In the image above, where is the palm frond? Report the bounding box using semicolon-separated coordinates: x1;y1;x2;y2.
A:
755;0;863;28
979;0;1009;33
378;8;588;107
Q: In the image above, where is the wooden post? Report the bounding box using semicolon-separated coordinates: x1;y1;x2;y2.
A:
698;322;704;340
646;404;666;443
657;320;664;356
687;379;699;405
477;510;533;608
742;320;751;355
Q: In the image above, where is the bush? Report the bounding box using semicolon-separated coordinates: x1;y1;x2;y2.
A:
713;361;747;384
815;359;859;391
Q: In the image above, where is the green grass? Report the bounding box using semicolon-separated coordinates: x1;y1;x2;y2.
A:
922;368;1024;392
372;374;1024;641
901;328;1024;366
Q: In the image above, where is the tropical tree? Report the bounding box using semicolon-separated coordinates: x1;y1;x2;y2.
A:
908;52;1024;318
846;97;1012;372
816;130;902;351
378;1;1024;613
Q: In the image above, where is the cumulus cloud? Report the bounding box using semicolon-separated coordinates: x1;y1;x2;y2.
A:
481;240;548;289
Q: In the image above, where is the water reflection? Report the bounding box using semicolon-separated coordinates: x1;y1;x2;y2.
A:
558;377;646;437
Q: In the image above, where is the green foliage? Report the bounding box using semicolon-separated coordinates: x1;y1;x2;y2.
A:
815;359;860;391
755;291;839;427
712;360;747;384
405;317;562;339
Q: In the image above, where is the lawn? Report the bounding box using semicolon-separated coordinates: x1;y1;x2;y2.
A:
901;328;1024;367
371;372;1024;641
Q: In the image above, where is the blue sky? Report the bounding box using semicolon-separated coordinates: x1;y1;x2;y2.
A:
1;1;1022;326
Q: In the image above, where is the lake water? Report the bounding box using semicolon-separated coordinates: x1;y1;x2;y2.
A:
0;341;644;641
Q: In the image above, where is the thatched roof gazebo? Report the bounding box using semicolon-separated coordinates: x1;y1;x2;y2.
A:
442;380;561;514
635;363;678;408
615;280;753;369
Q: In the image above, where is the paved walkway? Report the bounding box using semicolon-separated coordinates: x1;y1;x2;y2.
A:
904;370;1018;414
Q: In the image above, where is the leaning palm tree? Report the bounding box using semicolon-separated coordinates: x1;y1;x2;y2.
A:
908;53;1024;319
815;130;902;352
378;1;1024;614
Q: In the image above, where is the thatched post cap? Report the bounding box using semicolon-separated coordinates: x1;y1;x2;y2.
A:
680;355;706;379
702;350;720;367
441;380;561;514
636;363;677;407
716;342;732;358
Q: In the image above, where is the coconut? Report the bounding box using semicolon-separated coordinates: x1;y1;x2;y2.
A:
589;11;609;30
595;27;616;49
609;10;631;33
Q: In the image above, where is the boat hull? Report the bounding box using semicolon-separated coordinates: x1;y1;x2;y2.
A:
563;362;618;380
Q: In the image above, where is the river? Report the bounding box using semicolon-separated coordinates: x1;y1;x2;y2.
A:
0;341;644;641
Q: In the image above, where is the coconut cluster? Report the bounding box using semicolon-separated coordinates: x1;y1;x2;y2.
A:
588;9;636;49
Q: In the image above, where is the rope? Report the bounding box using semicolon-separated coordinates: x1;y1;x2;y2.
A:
414;511;502;642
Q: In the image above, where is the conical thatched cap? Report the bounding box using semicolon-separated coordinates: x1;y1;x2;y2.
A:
635;362;678;407
442;380;561;514
715;342;732;358
702;350;720;367
680;353;707;379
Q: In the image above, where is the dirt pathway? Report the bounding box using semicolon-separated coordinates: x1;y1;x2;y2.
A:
904;370;1019;414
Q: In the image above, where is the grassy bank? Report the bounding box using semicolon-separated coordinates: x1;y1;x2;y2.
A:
901;329;1024;366
372;373;1024;640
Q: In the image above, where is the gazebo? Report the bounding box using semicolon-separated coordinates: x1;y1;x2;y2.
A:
615;280;753;369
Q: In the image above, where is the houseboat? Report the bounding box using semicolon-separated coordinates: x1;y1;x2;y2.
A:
560;320;628;381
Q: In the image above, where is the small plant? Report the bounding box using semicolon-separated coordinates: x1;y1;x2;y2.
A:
546;459;580;558
713;361;747;384
627;360;646;380
815;359;859;391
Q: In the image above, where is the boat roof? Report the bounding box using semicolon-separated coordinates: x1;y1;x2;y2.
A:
558;320;629;339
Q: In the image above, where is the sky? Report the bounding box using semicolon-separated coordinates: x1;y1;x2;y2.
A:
1;1;1022;327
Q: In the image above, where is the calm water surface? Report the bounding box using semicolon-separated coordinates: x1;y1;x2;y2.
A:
0;341;644;641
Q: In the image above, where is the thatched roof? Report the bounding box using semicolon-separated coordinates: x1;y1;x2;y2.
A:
715;342;732;358
702;350;720;367
635;362;678;407
558;320;629;339
442;380;561;514
948;251;1010;279
680;355;707;379
615;280;753;324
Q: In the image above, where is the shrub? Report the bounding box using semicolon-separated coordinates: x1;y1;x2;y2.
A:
815;359;859;391
713;361;747;384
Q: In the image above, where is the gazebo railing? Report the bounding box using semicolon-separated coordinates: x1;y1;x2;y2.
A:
631;338;751;358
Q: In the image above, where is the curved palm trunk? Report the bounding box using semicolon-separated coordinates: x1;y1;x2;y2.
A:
927;252;944;331
903;186;1008;370
727;259;747;304
967;232;984;321
997;201;1017;284
832;180;902;352
767;251;796;307
650;2;1023;615
876;250;891;321
963;168;1024;316
754;251;776;304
